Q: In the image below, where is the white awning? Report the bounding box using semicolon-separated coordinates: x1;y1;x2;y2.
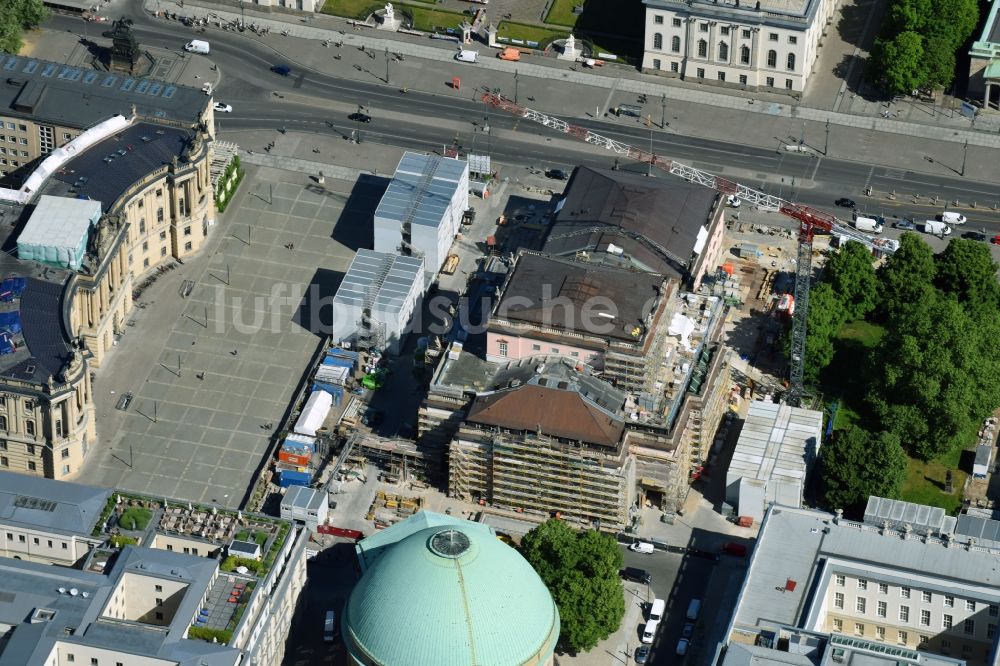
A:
293;390;333;437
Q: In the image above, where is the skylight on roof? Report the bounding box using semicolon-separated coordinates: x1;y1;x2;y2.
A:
14;495;57;512
162;86;177;99
82;71;97;84
4;58;19;71
40;64;56;77
120;78;135;92
135;80;149;94
23;61;38;74
101;75;117;88
148;82;162;96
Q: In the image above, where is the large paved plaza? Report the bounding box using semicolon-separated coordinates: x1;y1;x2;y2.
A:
81;164;373;507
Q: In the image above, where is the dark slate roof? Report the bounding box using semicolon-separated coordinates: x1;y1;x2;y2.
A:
0;54;206;129
9;277;72;383
45;123;193;212
467;382;625;448
493;252;664;343
543;166;718;278
0;470;111;536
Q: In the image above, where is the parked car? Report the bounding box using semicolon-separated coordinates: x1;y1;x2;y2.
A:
726;195;742;208
676;638;690;656
992;235;1000;245
545;168;568;180
893;219;916;230
620;567;652;584
348;112;372;123
835;197;856;208
271;64;291;75
962;230;987;241
682;622;695;639
213;102;232;113
629;541;655;554
634;646;651;664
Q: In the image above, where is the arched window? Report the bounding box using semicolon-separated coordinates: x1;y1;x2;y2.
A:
766;49;777;67
672;35;681;52
697;40;708;57
718;41;729;61
653;33;663;49
787;53;796;71
740;45;751;64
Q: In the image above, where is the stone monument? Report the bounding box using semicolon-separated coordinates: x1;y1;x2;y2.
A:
558;33;579;61
377;2;399;31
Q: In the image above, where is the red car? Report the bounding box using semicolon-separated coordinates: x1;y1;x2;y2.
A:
992;235;1000;245
721;542;748;557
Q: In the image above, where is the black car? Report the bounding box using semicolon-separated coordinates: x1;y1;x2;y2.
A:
962;230;988;241
545;168;568;180
835;197;856;208
635;646;651;664
893;219;916;230
271;64;291;76
349;112;372;123
620;566;652;585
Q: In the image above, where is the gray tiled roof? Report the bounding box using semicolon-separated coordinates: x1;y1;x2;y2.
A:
0;546;239;666
544;166;717;279
0;55;207;130
374;152;466;228
0;470;111;536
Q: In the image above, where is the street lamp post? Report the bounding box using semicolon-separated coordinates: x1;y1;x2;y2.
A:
961;140;968;177
514;69;519;105
385;48;390;84
824;119;830;156
661;93;666;129
239;0;245;29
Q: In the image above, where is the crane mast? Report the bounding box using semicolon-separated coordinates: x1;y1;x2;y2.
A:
481;92;897;405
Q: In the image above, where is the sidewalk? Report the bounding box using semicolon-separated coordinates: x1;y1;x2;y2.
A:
150;0;1000;154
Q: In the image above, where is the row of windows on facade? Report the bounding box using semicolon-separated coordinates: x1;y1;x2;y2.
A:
0;416;60;436
66;655;128;665
651;34;797;70
833;592;995;633
830;619;988;655
5;532;72;548
0;148;29;157
836;575;999;613
496;341;589;358
652;16;800;43
649;60;796;88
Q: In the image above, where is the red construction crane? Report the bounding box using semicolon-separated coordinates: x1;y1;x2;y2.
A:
481;92;897;405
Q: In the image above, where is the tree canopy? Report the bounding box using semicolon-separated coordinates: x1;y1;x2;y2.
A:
821;425;908;514
0;0;49;55
876;232;936;321
933;239;1000;314
824;241;878;320
520;519;625;654
867;0;977;94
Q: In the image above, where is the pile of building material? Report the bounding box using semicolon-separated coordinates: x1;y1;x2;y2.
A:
366;491;424;529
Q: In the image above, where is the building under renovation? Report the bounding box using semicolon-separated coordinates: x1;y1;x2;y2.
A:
449;364;635;529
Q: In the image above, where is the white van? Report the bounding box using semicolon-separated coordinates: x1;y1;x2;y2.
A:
648;598;665;622
184;39;210;54
641;619;659;644
686;598;702;621
629;541;655;554
941;211;967;225
456;49;478;63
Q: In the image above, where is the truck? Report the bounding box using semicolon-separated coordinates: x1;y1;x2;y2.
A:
920;220;952;236
853;216;883;234
184;40;210;54
441;254;460;275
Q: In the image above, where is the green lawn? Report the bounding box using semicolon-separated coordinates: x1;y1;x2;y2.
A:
402;4;466;32
318;0;383;19
900;453;966;515
836;320;886;346
497;21;568;47
318;0;465;31
544;0;581;27
118;507;152;531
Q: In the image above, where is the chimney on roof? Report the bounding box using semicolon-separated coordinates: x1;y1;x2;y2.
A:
901;523;912;540
833;509;843;524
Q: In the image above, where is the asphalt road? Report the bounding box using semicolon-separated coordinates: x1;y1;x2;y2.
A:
48;8;1000;231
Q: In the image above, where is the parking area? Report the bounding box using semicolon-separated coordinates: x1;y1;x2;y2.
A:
83;165;360;506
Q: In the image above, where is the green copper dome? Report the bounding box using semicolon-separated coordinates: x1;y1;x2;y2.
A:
343;513;560;666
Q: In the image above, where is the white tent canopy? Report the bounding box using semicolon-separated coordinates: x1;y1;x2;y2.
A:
293;390;333;437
